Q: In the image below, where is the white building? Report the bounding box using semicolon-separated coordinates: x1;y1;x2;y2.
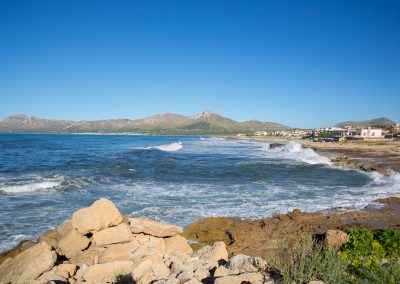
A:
356;128;384;140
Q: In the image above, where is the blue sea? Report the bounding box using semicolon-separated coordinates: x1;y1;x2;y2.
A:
0;134;399;252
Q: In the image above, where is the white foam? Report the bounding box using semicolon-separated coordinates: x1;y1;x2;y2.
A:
145;141;183;152
261;141;332;165
0;180;61;193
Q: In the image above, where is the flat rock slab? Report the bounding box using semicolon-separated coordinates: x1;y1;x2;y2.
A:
93;223;131;246
81;260;134;284
130;217;183;237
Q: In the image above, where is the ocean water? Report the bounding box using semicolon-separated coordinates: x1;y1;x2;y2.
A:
0;134;399;252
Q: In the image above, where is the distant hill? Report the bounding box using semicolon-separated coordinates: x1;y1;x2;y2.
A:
335;117;396;128
0;111;291;134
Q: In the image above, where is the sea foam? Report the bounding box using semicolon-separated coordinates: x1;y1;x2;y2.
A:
145;141;183;152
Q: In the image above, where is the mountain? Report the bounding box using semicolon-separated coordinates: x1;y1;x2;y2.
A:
0;111;291;134
334;117;396;128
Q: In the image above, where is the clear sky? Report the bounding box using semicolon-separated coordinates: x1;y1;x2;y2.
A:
0;0;399;128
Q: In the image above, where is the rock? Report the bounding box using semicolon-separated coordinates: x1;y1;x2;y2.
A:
184;279;202;284
72;198;123;234
99;241;139;263
69;245;104;265
131;259;153;281
57;227;90;259
214;265;236;277
93;223;131;246
0;242;57;283
151;262;170;279
309;281;325;284
55;263;77;279
193;268;210;281
36;271;68;283
81;260;133;284
227;254;268;273
164;235;193;255
192;241;228;264
38;228;58;249
214;272;265;284
0;239;35;266
324;230;350;248
130;217;183;237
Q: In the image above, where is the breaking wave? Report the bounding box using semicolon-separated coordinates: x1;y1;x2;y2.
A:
261;141;331;165
145;141;183;152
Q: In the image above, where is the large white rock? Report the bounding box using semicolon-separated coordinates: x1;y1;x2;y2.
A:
0;242;57;282
130;218;183;237
80;260;133;284
227;254;269;273
93;223;131;246
72;198;123;234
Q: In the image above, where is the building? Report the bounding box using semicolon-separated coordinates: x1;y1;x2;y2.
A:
254;131;267;136
355;127;384;140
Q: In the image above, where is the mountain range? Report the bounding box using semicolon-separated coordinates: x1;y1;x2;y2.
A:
334;117;396;128
0;111;291;134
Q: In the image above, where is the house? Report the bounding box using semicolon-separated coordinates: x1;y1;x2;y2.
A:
254;131;267;136
355;127;384;140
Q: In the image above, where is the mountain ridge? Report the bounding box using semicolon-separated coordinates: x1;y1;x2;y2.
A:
0;111;291;134
334;117;396;128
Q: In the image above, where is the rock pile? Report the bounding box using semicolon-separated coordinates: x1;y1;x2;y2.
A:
0;198;274;284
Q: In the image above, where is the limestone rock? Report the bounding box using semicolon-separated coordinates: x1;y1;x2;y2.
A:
164;235;193;255
99;241;139;263
325;230;349;248
192;241;228;264
72;198;123;234
69;245;104;265
227;254;268;273
309;281;325;284
214;272;265;284
57;227;90;259
0;242;57;283
81;260;133;284
38;228;58;249
0;239;34;266
36;271;68;283
55;263;77;279
93;223;131;246
130;217;183;237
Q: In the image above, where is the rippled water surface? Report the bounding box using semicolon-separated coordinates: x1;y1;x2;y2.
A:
0;134;399;251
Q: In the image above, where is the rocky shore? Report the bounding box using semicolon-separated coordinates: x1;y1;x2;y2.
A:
0;198;279;284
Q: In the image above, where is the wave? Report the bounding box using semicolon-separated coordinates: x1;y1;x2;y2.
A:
145;141;183;152
0;180;62;193
262;141;332;165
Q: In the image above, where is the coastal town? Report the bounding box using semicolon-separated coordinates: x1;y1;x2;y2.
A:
246;123;400;142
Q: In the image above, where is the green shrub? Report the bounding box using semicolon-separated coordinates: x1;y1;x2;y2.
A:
271;236;347;284
340;228;400;271
350;263;400;284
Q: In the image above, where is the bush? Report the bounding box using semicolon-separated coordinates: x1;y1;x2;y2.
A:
271;236;347;284
340;228;400;271
351;263;400;284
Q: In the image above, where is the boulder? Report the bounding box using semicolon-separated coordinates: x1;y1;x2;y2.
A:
57;227;90;259
164;235;193;255
130;217;183;237
72;198;123;234
0;242;57;283
93;223;131;246
325;230;350;248
227;254;268;273
38;228;58;249
0;239;34;266
55;263;77;279
80;260;133;284
99;241;139;263
192;241;228;264
214;272;265;284
36;271;68;283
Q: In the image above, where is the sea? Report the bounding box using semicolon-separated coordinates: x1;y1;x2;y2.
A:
0;134;399;252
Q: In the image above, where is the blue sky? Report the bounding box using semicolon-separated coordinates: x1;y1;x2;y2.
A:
0;0;399;128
